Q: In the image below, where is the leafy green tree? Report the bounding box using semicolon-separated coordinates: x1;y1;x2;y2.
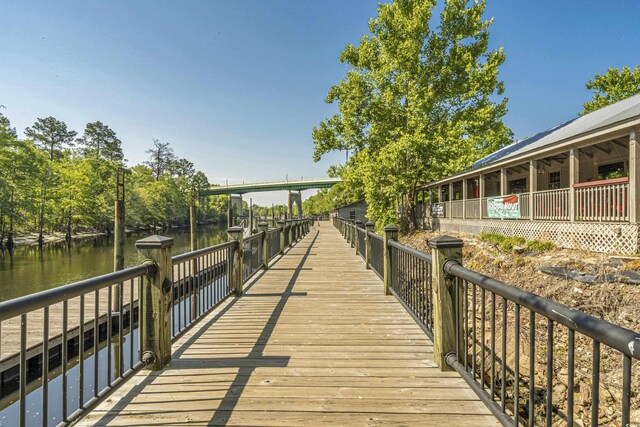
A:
581;65;640;115
77;121;124;163
24;116;77;160
145;139;176;180
313;0;511;230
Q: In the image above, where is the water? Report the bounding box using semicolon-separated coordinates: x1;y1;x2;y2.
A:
0;224;228;302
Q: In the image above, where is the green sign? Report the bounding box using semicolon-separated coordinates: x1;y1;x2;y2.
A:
487;195;521;219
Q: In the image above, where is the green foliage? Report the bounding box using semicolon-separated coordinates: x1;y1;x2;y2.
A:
581;65;640;115
479;232;555;253
0;111;227;243
313;0;511;231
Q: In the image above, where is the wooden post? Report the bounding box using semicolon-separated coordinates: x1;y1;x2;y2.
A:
383;226;398;295
529;160;537;221
448;182;453;218
355;220;363;255
277;220;285;254
286;220;293;247
428;235;464;371
189;202;198;319
135;235;174;370
569;148;579;222
479;174;485;220
113;169;125;377
365;222;374;269
629;130;638;224
259;221;269;269
227;226;244;296
500;168;507;196
462;179;467;219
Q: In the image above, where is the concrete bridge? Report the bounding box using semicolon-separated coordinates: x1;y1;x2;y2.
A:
206;178;341;224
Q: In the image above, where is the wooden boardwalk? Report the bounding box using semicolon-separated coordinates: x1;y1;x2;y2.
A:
78;222;498;426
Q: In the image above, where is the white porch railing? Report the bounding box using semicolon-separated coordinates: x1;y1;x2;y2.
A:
450;200;464;218
533;188;570;221
464;198;481;219
575;179;628;222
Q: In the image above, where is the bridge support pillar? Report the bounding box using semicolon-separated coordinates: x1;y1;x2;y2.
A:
227;227;244;296
383;226;398;295
428;236;464;371
288;191;303;219
135;235;174;371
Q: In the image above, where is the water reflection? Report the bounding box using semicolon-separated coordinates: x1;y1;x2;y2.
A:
0;225;228;302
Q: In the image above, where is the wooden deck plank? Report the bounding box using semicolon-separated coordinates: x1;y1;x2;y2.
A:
78;221;499;426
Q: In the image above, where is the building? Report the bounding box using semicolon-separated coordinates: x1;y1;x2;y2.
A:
422;93;640;254
334;199;369;223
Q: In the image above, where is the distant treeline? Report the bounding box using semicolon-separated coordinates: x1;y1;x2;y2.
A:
0;112;229;248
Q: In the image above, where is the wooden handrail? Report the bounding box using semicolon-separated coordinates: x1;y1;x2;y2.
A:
573;176;628;189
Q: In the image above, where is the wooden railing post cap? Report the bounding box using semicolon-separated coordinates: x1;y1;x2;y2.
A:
135;235;174;250
277;220;285;227
258;221;268;228
383;225;399;233
227;226;243;235
428;235;463;249
365;222;375;230
355;220;363;226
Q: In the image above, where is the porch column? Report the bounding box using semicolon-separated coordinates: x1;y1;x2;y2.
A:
630;130;639;223
479;174;485;219
462;179;467;219
529;160;537;221
500;168;507;196
569;149;579;222
448;182;453;218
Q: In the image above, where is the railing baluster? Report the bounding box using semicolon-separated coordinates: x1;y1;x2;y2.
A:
514;304;520;426
591;340;600;427
529;311;535;427
79;294;85;408
545;319;553;427
42;307;49;427
567;328;575;426
19;314;27;427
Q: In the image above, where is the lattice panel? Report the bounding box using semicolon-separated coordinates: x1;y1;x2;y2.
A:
432;218;639;254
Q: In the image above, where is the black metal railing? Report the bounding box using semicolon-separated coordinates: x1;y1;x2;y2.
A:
0;264;152;427
171;241;235;339
0;219;312;427
388;240;433;337
369;233;384;279
268;228;281;260
243;233;264;282
356;227;366;259
446;262;640;427
332;215;640;426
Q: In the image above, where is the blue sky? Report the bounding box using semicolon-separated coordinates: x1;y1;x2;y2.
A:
1;1;639;205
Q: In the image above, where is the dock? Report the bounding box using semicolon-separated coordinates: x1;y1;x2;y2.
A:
78;222;498;426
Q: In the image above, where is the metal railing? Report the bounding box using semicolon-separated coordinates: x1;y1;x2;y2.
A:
268;228;281;260
369;233;384;279
388;240;433;336
171;241;235;339
243;232;264;282
0;219;312;427
356;227;366;259
333;216;640;426
447;262;640;426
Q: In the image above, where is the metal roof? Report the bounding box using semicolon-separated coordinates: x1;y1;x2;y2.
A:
471;93;640;170
204;178;341;195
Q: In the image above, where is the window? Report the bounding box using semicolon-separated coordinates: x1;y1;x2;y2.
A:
509;178;526;194
549;171;561;189
349;210;356;220
597;162;625;180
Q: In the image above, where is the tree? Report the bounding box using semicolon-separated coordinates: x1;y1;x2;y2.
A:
77;121;124;163
581;65;640;115
24;116;77;160
312;0;511;230
145;139;176;180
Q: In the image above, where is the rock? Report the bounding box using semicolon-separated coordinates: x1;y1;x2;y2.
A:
513;245;526;254
616;270;640;285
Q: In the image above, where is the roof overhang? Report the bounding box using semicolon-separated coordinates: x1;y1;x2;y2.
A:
422;117;640;189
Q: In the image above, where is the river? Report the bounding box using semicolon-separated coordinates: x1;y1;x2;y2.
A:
0;224;228;302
